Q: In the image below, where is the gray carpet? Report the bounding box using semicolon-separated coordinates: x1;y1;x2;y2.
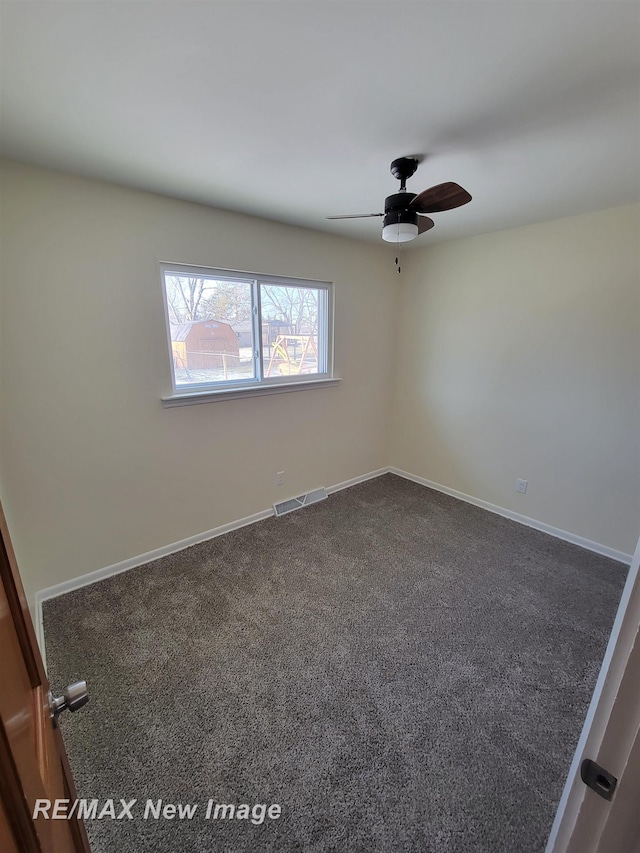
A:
43;474;626;853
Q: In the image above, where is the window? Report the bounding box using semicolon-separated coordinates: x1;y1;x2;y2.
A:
160;263;335;402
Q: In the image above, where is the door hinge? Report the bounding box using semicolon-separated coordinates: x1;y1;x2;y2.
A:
580;758;617;801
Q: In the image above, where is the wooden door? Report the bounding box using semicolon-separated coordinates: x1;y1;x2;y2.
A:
0;504;90;852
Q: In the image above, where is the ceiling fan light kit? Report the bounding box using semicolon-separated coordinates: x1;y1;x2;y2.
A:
382;211;419;243
327;157;472;256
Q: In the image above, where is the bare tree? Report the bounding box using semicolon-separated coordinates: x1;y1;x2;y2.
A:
165;277;317;334
260;285;318;334
200;281;252;325
166;276;252;326
165;276;210;323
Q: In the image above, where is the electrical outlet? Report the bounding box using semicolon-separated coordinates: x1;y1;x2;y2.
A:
275;471;285;486
516;478;528;494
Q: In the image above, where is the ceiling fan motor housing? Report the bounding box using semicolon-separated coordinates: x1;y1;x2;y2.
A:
383;193;418;230
385;192;417;212
383;208;417;228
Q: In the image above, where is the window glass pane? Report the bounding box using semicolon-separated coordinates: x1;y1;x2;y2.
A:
260;284;322;377
164;273;255;386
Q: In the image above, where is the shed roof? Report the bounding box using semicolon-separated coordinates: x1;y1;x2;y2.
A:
170;319;232;341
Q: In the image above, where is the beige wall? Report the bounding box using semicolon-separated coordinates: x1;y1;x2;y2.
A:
1;160;638;609
390;204;640;555
0;160;396;605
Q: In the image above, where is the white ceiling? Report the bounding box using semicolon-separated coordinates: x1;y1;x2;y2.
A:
1;1;639;246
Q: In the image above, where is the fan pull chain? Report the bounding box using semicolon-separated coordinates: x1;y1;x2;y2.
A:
395;240;402;274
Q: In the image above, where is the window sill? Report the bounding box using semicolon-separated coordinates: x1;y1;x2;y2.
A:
162;377;341;407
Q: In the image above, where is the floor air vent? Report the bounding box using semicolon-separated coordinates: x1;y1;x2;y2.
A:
274;487;327;517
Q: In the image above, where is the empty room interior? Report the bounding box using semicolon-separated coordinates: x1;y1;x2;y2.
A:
0;2;639;852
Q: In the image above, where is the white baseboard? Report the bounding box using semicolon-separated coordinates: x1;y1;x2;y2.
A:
325;467;389;495
389;467;633;565
34;505;275;666
35;464;632;666
34;467;390;664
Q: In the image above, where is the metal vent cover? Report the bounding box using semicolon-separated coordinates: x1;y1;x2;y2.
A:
274;487;327;517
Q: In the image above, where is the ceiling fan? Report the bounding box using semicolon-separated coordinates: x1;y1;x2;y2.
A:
327;157;472;244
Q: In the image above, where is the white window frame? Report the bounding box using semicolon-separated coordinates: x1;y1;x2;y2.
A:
159;262;338;405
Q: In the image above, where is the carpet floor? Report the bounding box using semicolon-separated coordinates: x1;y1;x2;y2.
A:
43;474;627;853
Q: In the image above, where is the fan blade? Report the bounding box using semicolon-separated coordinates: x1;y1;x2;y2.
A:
410;182;472;214
326;213;383;220
417;215;435;235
